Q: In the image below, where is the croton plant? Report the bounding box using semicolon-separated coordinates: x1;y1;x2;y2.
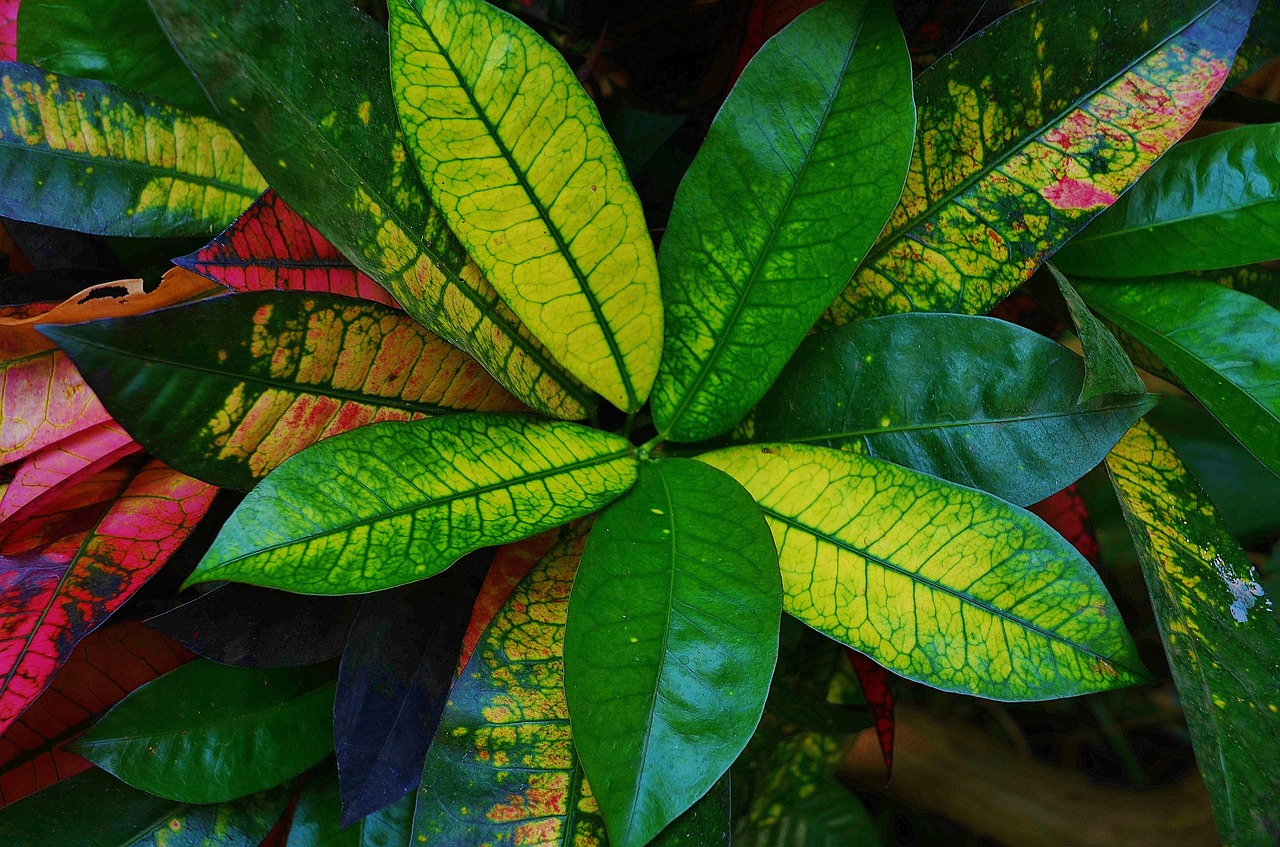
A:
0;0;1278;844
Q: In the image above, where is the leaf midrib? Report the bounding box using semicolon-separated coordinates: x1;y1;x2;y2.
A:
1068;189;1280;252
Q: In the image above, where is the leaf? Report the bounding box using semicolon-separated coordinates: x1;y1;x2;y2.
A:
1028;483;1100;564
650;0;915;442
145;585;358;668
739;779;878;847
1227;0;1279;83
457;531;559;668
0;458;217;737
846;651;894;779
822;0;1256;325
605;107;684;176
187;414;637;594
730;0;823;85
0;63;265;236
0;2;15;63
1054;123;1280;277
0;621;192;809
16;0;214;117
1105;420;1280;846
147;0;592;420
1077;276;1280;477
389;0;662;413
284;765;414;847
0;421;141;522
564;459;780;847
334;549;490;825
71;661;334;804
698;444;1148;701
42;291;527;490
1048;264;1147;401
738;313;1153;507
175;190;399;308
0;768;288;847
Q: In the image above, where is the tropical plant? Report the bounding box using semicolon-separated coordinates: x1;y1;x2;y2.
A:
0;0;1277;845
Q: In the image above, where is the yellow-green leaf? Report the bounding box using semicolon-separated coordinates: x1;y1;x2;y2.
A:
186;414;637;594
699;444;1147;701
389;0;662;412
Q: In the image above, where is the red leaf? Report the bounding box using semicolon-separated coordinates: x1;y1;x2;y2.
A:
0;219;32;274
730;0;823;86
847;649;895;780
1029;483;1100;565
176;189;399;307
256;783;303;847
0;620;192;808
0;422;142;523
0;457;217;736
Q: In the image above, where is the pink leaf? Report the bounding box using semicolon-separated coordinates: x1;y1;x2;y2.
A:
0;422;142;523
0;1;17;63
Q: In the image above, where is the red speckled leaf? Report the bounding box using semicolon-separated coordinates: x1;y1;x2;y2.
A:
176;189;399;308
847;650;895;779
0;620;192;809
0;2;15;63
0;422;141;523
0;457;217;737
1029;483;1100;565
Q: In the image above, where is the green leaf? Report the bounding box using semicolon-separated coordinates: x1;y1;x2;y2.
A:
0;768;288;847
565;459;780;847
699;444;1148;701
1077;276;1280;477
649;0;914;442
1048;265;1147;401
653;777;732;847
17;0;215;117
284;764;414;847
70;661;334;804
186;414;637;594
1054;124;1280;277
147;0;592;420
42;292;526;491
1227;0;1279;83
739;780;878;847
389;0;662;412
1106;420;1280;846
605;106;685;176
823;0;1255;324
737;313;1153;507
0;63;265;236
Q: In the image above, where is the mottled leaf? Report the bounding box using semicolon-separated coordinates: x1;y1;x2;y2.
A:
824;0;1255;324
285;764;414;847
71;661;334;804
565;459;779;847
1227;0;1279;85
699;444;1147;700
42;291;526;490
0;421;140;522
739;779;877;847
1106;420;1280;846
187;414;637;594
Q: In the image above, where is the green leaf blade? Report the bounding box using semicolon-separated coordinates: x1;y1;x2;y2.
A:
651;0;914;442
565;459;781;847
187;414;637;594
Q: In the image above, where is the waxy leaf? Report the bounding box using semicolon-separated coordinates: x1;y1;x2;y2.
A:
1078;277;1280;477
148;0;592;420
0;621;192;809
1106;421;1280;846
176;190;398;307
652;0;914;442
565;459;780;847
390;0;662;412
699;444;1147;700
72;660;334;804
188;414;637;594
739;313;1153;506
0;458;216;737
334;550;490;825
0;63;265;236
824;0;1254;324
847;651;894;778
0;768;288;847
1055;123;1280;277
1049;265;1147;401
0;421;140;522
730;0;823;84
43;291;526;490
285;765;414;847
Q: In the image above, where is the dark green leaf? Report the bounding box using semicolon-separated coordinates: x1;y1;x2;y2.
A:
285;764;414;847
739;780;878;847
651;777;732;847
1048;264;1146;401
605;106;685;176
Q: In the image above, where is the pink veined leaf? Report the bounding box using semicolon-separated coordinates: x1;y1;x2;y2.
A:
0;1;16;63
176;189;400;307
0;457;217;736
0;422;142;523
848;649;896;781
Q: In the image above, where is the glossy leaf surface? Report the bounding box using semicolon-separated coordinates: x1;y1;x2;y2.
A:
148;0;591;419
177;190;397;307
188;415;636;594
285;765;414;847
43;291;525;490
0;421;140;522
72;660;334;804
1055;123;1280;277
390;0;660;412
565;459;780;847
0;458;216;736
1078;276;1280;477
650;0;913;441
740;314;1152;506
0;768;288;846
824;0;1254;324
699;444;1147;700
0;349;108;465
1106;421;1280;846
0;63;264;236
334;550;490;825
1049;265;1147;401
0;622;192;809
